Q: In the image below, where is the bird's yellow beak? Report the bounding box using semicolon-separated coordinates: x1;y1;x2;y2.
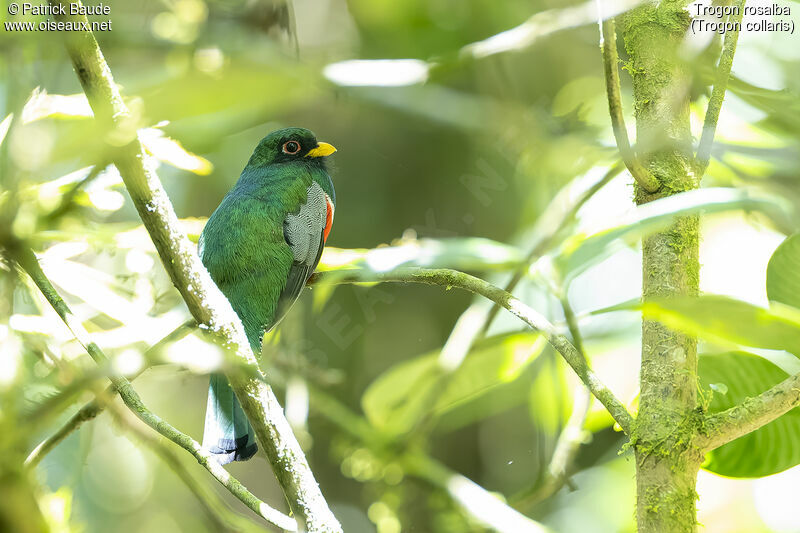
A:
306;142;337;158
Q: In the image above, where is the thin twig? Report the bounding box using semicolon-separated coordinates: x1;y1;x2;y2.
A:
48;3;340;530
599;17;660;193
544;298;593;472
44;161;109;221
284;0;301;59
26;397;103;467
481;163;623;336
26;369;107;427
388;163;624;440
25;320;196;468
311;267;634;435
513;295;592;507
407;167;621;439
696;371;800;453
12;244;297;532
695;0;746;175
108;403;268;533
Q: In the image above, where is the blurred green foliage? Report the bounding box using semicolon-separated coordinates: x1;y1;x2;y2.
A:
699;352;800;478
2;1;800;532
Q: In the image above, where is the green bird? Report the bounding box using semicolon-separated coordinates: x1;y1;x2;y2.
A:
199;127;336;464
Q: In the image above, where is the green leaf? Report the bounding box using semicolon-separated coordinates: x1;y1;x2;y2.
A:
700;352;800;477
21;88;93;123
767;233;800;309
612;295;800;357
725;75;800;138
0;113;12;147
552;188;791;283
139;128;213;175
437;372;537;434
142;63;320;129
315;238;525;312
528;354;573;435
320;238;525;274
361;332;546;435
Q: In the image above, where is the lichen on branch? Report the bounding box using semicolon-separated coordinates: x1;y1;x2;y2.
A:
47;2;341;530
622;3;701;531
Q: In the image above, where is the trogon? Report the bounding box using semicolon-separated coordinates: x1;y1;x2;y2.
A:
198;127;336;464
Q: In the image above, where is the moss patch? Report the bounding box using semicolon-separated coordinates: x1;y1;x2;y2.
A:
623;3;704;531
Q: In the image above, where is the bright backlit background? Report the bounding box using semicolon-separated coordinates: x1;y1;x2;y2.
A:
1;0;799;532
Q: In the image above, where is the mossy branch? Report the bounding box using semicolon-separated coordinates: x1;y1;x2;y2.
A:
622;5;702;530
12;244;297;532
695;0;746;175
310;267;634;435
48;2;341;531
600;18;660;193
696;371;800;453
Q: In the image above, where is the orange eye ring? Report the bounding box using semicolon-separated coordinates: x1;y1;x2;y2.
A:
282;140;301;154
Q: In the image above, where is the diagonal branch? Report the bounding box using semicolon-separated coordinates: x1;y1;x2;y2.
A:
26;397;103;468
481;163;623;335
11;244;297;532
404;165;625;438
108;401;269;533
48;2;340;530
695;0;746;175
695;371;800;453
310;267;634;435
522;295;592;505
25;320;196;468
599;17;660;193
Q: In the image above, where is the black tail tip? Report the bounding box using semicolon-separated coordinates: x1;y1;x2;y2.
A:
208;436;258;465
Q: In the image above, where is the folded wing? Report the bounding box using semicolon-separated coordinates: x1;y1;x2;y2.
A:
278;180;333;321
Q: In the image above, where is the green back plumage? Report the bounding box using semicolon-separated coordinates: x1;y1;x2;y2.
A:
200;127;336;464
200;127;335;351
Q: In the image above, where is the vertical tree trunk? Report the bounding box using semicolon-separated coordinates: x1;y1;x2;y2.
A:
622;5;704;532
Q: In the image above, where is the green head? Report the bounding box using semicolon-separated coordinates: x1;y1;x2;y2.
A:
246;127;337;168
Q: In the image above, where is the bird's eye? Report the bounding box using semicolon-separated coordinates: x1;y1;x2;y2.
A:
282;141;301;154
